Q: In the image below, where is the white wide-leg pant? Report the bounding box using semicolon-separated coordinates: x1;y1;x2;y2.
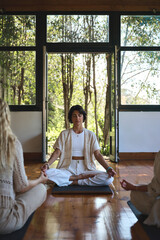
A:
46;160;113;187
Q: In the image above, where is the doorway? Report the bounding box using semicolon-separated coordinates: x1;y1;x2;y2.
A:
43;51;118;162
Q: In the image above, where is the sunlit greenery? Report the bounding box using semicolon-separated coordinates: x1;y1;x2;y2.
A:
121;15;160;105
0;51;36;105
0;14;160;155
0;15;36;46
121;15;160;46
47;15;109;42
47;53;109;153
0;15;36;104
121;51;160;105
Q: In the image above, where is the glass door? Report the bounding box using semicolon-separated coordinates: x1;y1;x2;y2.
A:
42;14;119;162
42;46;48;162
43;50;119;163
109;47;119;162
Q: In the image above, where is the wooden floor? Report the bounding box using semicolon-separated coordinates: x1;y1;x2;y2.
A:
23;159;154;240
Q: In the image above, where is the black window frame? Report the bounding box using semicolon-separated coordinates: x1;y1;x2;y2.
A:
0;11;116;111
119;11;160;112
1;11;160;112
45;11;116;53
0;12;45;111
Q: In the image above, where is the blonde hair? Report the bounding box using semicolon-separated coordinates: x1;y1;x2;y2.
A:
0;99;16;168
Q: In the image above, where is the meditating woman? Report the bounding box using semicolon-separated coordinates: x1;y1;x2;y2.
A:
41;105;116;187
120;151;160;227
0;99;48;234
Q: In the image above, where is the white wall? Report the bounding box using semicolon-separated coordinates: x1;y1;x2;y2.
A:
10;111;160;153
119;112;160;152
11;112;42;152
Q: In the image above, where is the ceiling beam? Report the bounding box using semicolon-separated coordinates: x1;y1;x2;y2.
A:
0;0;160;12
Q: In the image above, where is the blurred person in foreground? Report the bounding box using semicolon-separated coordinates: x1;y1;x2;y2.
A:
0;99;48;234
120;151;160;227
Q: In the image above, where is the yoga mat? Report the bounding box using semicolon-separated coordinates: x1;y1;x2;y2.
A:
127;201;160;240
52;185;112;194
0;212;34;240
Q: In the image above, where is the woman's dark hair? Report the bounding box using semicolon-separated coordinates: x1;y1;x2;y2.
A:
68;105;87;123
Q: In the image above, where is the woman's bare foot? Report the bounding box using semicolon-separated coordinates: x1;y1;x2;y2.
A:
70;180;78;185
79;173;96;179
120;179;136;191
69;173;96;181
70;173;96;185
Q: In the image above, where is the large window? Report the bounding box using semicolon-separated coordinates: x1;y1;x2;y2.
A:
121;51;160;105
47;15;109;42
121;15;160;47
0;15;36;106
1;13;160;110
120;15;160;109
0;51;36;105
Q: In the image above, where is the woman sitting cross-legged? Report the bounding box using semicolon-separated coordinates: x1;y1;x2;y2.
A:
0;99;48;234
120;151;160;227
41;105;116;187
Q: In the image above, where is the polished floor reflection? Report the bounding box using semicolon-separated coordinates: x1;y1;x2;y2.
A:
23;159;153;240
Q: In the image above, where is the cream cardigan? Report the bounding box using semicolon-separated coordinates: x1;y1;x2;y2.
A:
54;128;100;171
0;139;28;209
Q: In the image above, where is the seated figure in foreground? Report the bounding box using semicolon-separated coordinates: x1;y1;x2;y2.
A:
0;99;48;234
120;151;160;227
41;105;116;187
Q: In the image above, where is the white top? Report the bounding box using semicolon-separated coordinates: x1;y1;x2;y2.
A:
72;129;84;156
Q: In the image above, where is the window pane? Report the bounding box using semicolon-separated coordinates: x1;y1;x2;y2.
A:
0;51;36;105
121;15;160;46
0;15;36;46
121;51;160;105
47;15;109;42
